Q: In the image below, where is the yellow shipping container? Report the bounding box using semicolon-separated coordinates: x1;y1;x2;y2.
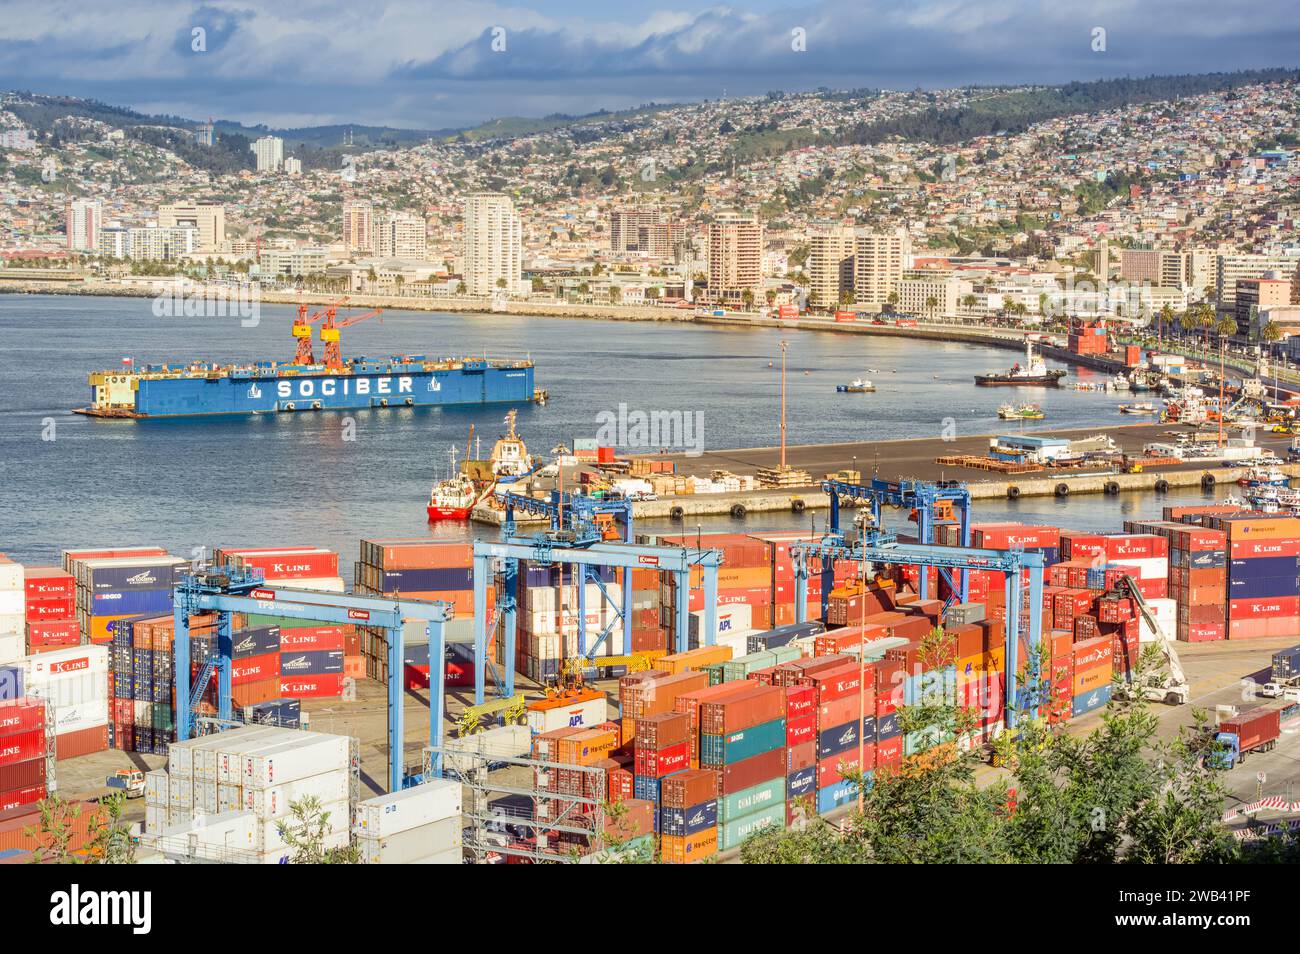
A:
660;644;734;674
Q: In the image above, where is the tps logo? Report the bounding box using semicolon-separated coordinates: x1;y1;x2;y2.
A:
50;885;152;934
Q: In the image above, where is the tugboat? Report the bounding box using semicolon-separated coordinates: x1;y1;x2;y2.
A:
427;446;488;522
836;377;876;393
1238;463;1291;489
975;340;1066;387
997;402;1044;420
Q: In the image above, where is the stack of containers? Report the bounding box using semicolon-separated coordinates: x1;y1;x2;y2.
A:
751;532;861;629
628;566;661;652
657;534;774;633
277;624;356;697
353;539;488;682
23;645;110;758
951;621;1005;745
632;710;692;809
660;769;720;863
1215;515;1300;640
1123;519;1225;642
699;683;787;850
1043;630;1075;724
826;580;898;627
21;567;79;655
69;551;185;644
0;697;50;813
354;780;462;864
687;604;757;655
516;564;623;680
110;614;188;754
147;726;351;863
218;546;345;593
805;657;871;813
1071;636;1113;717
618;669;704;743
0;556;22;665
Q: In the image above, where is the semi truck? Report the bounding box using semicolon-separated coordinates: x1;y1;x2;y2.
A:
1261;645;1300;700
1205;706;1282;770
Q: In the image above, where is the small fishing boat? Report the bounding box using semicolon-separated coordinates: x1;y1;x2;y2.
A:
837;378;876;393
1119;402;1157;415
997;402;1044;420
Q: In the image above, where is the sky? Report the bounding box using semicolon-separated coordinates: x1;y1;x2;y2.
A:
0;1;1296;131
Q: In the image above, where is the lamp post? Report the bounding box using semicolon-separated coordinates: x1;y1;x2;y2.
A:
779;340;789;471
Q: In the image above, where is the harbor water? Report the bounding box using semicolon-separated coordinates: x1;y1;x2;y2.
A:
0;295;1217;569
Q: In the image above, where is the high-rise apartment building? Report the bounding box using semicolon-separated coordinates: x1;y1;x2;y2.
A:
157;203;225;254
127;225;197;261
852;228;910;311
374;212;428;260
706;212;763;305
463;193;522;296
807;225;856;308
636;222;686;259
609;208;662;252
283;157;302;176
65;199;102;251
1217;254;1300;307
342;200;375;254
251;135;284;172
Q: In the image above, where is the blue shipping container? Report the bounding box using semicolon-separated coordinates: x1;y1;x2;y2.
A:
280;650;344;676
91;588;174;615
1228;574;1300;600
660;799;718;837
817;778;860;814
88;562;184;592
633;775;664;803
233;626;281;659
700;717;786;766
786;766;816;800
875;711;900;741
1072;683;1112;718
817;719;861;759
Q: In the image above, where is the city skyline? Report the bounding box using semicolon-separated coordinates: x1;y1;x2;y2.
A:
0;1;1296;130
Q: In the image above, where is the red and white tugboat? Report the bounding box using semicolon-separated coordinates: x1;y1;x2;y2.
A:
427;446;486;521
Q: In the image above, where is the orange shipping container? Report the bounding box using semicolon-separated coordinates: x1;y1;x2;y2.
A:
661;827;718;864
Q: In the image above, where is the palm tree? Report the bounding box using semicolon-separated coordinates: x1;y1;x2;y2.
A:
1214;315;1237;348
925;295;938;320
1157;303;1174;345
742;288;755;311
1195;303;1215;353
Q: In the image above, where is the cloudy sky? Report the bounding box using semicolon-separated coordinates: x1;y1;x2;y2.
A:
0;1;1295;130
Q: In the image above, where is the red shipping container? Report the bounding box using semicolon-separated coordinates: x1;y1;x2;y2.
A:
23;596;75;621
55;724;108;760
712;747;786;795
783;685;816;720
25;619;80;647
1229;596;1300;620
817;695;863;730
232;652;280;685
1178;621;1226;642
787;740;817;772
810;662;871;704
0;757;46;793
875;735;902;766
1060;533;1107;560
634;741;689;778
0;699;45;740
0;730;43;767
786;714;817;747
660;769;720;809
278;626;349;651
280;674;345;697
1104;535;1168;560
818;746;875;788
22;567;75;599
235;550;339;580
0;785;45;814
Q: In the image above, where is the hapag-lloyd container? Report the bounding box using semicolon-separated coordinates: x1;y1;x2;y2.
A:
245;769;350;817
354;778;461;838
243;734;350;788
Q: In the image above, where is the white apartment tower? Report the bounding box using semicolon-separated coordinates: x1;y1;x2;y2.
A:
374;212;428;260
157;203;225;254
463;193;522;296
251;136;284;172
66;199;103;251
808;225;856;308
853;228;911;311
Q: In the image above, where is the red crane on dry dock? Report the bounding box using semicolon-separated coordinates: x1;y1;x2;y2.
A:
320;304;383;370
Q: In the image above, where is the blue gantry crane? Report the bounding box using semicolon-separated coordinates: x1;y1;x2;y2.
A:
820;478;972;614
470;489;724;706
791;481;1044;729
172;565;454;790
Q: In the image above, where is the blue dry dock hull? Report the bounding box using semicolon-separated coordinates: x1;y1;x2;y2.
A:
121;366;534;417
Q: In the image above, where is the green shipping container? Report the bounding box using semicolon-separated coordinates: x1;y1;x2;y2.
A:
700;717;786;767
903;724;954;756
717;777;785;823
703;663;727;686
150;703;174;732
720;650;775;683
718;801;786;851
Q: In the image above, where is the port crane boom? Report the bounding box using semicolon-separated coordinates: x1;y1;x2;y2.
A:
320;305;383;370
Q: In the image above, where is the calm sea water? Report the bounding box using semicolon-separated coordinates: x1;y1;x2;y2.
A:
0;294;1218;569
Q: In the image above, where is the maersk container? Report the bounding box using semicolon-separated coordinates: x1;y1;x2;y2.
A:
245;768;349;817
353;777;462;839
718;801;785;851
717;777;785;823
700;717;786;767
358;816;462;864
243;734;350;789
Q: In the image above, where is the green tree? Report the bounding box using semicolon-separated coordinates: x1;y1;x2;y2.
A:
276;796;360;864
